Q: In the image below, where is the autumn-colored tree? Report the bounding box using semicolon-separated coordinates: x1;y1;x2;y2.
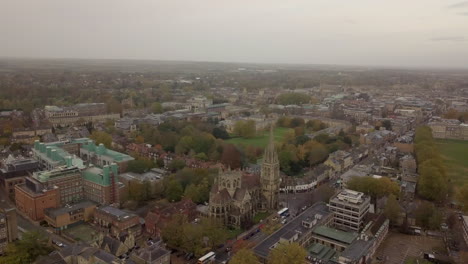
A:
135;135;145;144
106;97;122;113
305;141;329;166
221;144;242;169
444;108;459;119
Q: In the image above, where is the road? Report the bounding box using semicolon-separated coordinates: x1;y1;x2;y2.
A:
0;188;72;248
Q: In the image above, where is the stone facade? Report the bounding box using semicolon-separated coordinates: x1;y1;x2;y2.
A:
208;126;280;228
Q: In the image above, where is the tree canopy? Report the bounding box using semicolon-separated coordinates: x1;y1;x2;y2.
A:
0;231;53;264
268;243;307;264
346;176;399;200
414;126;448;202
276;93;310;105
161;214;228;257
230;249;259;264
233;120;256;138
384;194;402;225
90;130;112;148
457;184;468;212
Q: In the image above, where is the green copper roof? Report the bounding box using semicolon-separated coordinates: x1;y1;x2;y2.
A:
83;166;109;186
82;164;118;186
308;243;338;261
33;140;84;169
312;226;358;244
81;141;134;162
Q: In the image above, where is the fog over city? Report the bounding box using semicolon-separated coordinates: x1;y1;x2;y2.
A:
1;0;468;68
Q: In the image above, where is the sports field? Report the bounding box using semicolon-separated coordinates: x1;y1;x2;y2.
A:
436;139;468;186
226;127;292;148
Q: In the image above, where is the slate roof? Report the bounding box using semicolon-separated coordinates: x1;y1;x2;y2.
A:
132;242;170;262
211;188;231;204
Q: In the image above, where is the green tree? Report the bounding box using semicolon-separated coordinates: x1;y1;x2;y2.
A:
127;180;150;203
155;158;165;168
184;184;200;203
212;127;230;139
276;93;310;105
234;120;256;138
305;141;329;166
201;218;229;248
161;214;188;249
168;159;186;172
414;202;442;230
0;231;53;264
268;243;307;264
384;194;402;225
382;120;392;130
230;249;259;264
90;130;113;148
165;178;184;202
346;176;400;200
178;223;204;256
127;159;151;173
417;162;448;202
151;102;163;113
457;184;468;212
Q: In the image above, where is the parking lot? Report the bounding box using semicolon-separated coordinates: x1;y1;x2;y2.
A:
374;232;446;264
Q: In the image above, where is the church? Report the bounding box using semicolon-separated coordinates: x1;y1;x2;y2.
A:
208;127;280;228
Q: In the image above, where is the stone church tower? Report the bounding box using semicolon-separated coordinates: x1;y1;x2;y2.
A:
261;125;280;210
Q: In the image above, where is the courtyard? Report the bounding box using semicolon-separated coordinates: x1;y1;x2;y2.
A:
226;127;292;148
374;231;446;264
436;139;468;186
63;223;100;243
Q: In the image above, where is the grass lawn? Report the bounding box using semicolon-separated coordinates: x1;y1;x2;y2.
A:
64;224;98;243
226;127;292;148
436;139;468;186
253;212;271;224
225;227;244;239
405;257;432;264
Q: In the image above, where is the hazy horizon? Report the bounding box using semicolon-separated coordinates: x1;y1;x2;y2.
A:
2;0;468;69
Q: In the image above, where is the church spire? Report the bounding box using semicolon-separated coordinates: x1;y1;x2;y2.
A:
264;124;278;164
261;123;280;210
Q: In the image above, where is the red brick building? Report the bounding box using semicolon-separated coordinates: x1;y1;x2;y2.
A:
15;178;60;221
95;205;141;237
145;199;197;236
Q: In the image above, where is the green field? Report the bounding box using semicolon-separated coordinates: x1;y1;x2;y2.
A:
226;127;292;148
436;139;468;186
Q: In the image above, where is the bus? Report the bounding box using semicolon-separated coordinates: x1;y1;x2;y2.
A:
277;208;289;217
197;251;216;264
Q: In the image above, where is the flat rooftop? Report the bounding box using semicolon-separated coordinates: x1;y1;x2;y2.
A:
45;200;96;218
312;225;358;245
97;205;137;221
253;202;331;259
331;189;369;205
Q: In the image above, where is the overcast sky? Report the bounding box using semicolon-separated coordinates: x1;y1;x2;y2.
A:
1;0;468;68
